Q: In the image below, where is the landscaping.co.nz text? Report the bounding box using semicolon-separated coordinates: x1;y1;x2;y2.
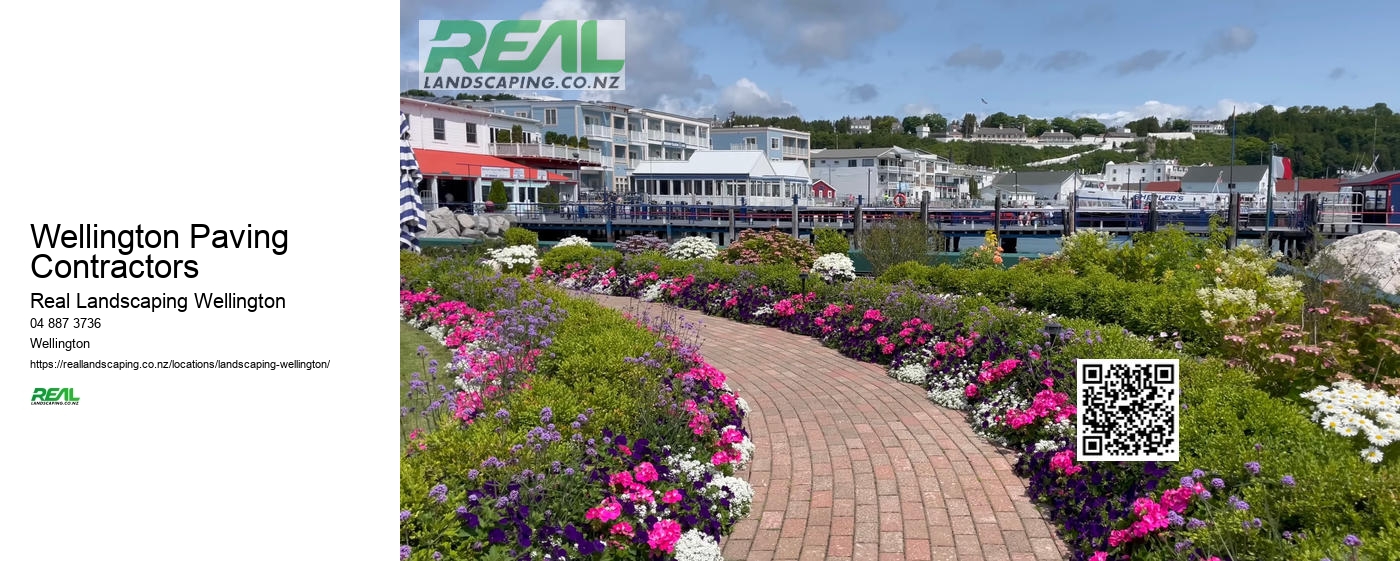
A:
31;359;330;371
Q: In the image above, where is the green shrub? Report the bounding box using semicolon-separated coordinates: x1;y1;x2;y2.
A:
488;180;508;207
539;245;616;272
503;227;538;247
721;228;819;268
877;261;927;285
813;227;850;255
862;217;940;276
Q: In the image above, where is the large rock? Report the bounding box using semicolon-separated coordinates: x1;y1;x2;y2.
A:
427;207;460;236
455;214;477;231
483;215;505;236
1313;229;1400;294
460;229;486;240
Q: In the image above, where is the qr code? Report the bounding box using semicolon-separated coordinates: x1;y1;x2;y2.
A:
1076;359;1180;462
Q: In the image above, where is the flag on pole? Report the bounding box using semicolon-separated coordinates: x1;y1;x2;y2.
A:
400;113;427;252
1271;156;1293;180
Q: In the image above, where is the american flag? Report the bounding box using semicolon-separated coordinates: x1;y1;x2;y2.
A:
400;113;427;252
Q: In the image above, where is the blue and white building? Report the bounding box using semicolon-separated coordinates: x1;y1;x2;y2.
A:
631;150;812;207
456;99;712;195
709;125;811;167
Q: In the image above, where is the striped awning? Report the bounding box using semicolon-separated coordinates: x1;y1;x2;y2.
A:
400;113;427;252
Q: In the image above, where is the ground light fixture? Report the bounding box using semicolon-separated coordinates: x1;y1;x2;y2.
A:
1045;318;1063;344
797;258;809;293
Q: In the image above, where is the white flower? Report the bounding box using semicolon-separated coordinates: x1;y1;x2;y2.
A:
753;305;773;317
736;397;751;415
673;530;725;561
640;283;665;302
709;475;755;518
811;252;856;283
484;245;540;273
1362;447;1385;464
1365;429;1393;447
1338;425;1359;437
666;236;719;260
889;363;931;385
1034;439;1063;453
555;235;592;248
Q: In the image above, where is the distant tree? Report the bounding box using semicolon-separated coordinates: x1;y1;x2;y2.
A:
981;112;1014;129
961;113;978;136
901;116;923;134
510;124;524;143
835;117;852;134
968;177;980;199
1014;114;1032;131
544;131;558;144
1126;116;1161;136
923;114;948;132
578;137;589;149
495;129;511;143
872;116;900;134
1027;118;1051;138
1051;116;1077;136
1075;117;1108;136
862;217;941;276
565;135;578;147
401;89;433;98
1169;118;1192;132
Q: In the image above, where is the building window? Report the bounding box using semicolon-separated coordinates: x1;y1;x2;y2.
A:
433;118;445;141
771;138;779;149
465;123;477;143
516;111;529;118
848;160;857;167
863;159;874;167
544;109;557;125
614;116;625;129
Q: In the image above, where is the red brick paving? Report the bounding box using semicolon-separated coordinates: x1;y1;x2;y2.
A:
584;294;1069;560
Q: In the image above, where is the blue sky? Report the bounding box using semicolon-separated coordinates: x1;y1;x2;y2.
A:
400;0;1396;125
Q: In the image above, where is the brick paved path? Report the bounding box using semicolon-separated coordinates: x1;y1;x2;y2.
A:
584;294;1069;561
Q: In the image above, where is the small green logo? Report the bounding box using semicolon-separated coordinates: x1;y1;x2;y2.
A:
420;20;626;91
32;387;80;405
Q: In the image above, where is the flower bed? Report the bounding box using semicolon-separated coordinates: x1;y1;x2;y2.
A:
398;253;756;560
529;249;1400;560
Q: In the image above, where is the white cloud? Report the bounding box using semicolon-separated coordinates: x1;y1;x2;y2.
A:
901;103;940;117
1197;26;1257;62
1072;99;1276;126
712;78;801;118
708;0;901;70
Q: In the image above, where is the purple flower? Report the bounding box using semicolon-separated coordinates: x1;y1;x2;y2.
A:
1186;518;1206;530
1198;489;1212;500
467;469;479;480
429;484;448;503
1245;461;1261;475
416;345;428;357
1254;443;1263;452
1175;540;1193;552
400;545;411;560
400;510;411;522
1229;496;1249;511
1180;476;1195;487
1211;478;1225;489
495;409;510;419
1281;475;1296;487
540;407;553;424
1167;511;1185;527
1345;535;1362;547
432;552;442;561
1191;469;1205;479
1283;531;1293;540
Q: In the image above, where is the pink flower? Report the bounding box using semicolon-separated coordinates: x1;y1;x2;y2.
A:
648;519;683;552
662;489;683;504
609;471;635;488
1108;529;1129;547
610;521;634;537
618;444;632;457
586;497;622;522
633;462;659;483
1050;450;1082;476
720;427;745;445
1089;553;1107;561
965;384;979;397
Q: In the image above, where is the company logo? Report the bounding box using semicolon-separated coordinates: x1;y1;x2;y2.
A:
32;387;80;405
419;20;625;91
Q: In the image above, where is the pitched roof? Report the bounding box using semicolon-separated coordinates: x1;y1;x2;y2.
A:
810;146;916;159
975;127;1026;137
1039;131;1075;139
990;171;1075;187
1339;170;1400;187
1279;178;1342;192
771;160;811;179
632;150;778;177
1180;165;1269;184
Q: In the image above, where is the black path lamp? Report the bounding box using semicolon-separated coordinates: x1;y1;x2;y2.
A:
1045;317;1063;345
797;257;809;293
